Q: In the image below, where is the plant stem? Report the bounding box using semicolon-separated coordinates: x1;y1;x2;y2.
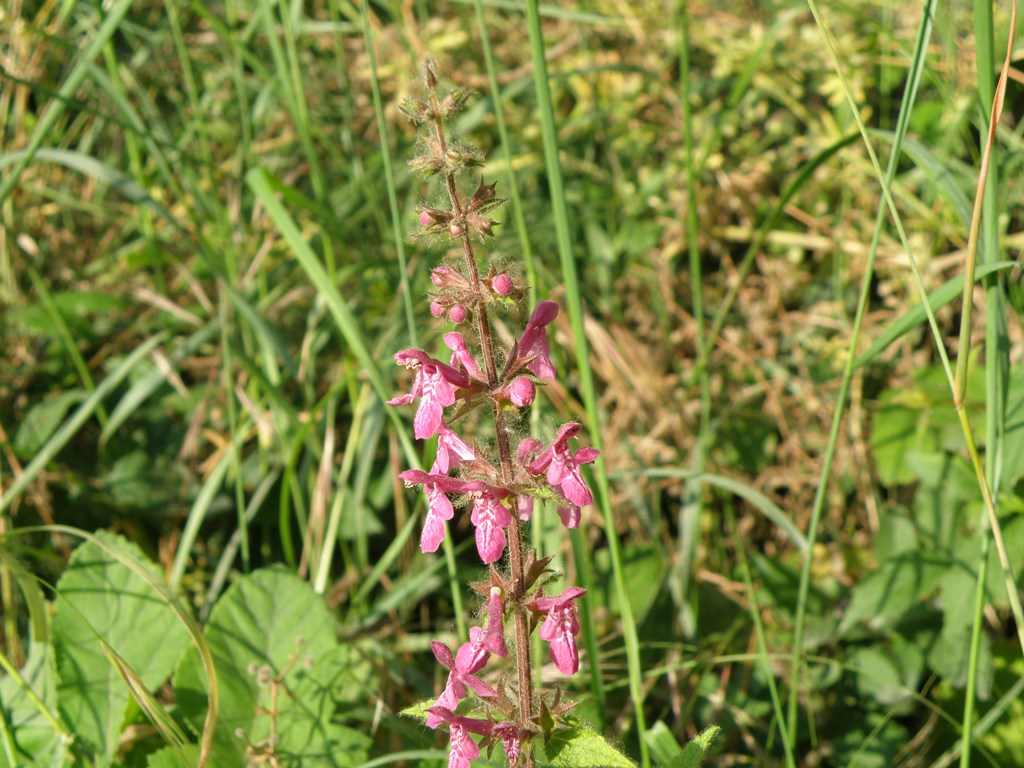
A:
428;69;535;754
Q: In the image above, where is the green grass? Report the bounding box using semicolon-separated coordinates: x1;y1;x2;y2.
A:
2;1;1024;766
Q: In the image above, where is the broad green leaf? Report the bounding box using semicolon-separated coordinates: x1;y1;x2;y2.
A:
0;642;66;768
839;551;949;634
52;531;190;766
146;744;200;768
848;641;921;710
664;726;719;768
173;567;370;768
12;390;86;458
644;721;683;764
544;719;636;767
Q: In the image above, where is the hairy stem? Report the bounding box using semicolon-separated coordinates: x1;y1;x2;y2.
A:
428;68;535;749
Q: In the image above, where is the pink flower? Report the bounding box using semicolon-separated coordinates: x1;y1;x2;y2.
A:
493;722;522;766
516;301;559;379
503;377;535;408
444;332;482;379
531;587;586;675
426;641;497;728
426;707;492;768
528;423;600;509
449;304;468;323
388;349;471;440
433;423;476;474
482;588;508;656
491;273;514;297
464;481;512;564
398;470;465;553
516;495;533;521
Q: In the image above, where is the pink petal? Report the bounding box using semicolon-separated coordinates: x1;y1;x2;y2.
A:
560;470;593;507
420;513;447;553
517;495;533;521
474;520;507;564
557;504;581;529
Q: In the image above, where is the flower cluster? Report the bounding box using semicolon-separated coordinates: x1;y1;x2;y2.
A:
389;64;600;768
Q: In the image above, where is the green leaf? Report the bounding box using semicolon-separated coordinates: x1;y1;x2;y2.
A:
12;390;86;458
0;641;66;768
52;531;190;766
839;551;949;634
145;744;200;768
644;721;683;763
544;719;636;767
663;726;719;768
173;566;370;768
854;261;1019;369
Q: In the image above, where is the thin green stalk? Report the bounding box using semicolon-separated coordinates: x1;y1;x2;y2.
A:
359;0;418;347
524;2;648;762
786;0;936;748
728;505;797;768
959;3;1004;763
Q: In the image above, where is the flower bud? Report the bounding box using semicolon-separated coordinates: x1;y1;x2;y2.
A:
517;437;542;464
449;304;467;323
449;221;462;237
430;301;445;317
431;266;451;287
419;210;435;227
491;273;513;297
506;377;535;408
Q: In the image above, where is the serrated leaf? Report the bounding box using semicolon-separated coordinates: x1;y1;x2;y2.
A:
664;726;719;768
173;566;370;768
53;531;190;766
544;719;636;767
400;698;435;722
644;721;683;764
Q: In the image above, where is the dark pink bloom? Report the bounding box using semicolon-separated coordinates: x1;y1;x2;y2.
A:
426;640;497;728
503;377;535;408
531;587;586;675
398;470;466;553
426;707;492;767
444;333;482;379
516;437;542;465
464;481;512;564
528;423;600;509
449;304;467;323
516;495;533;521
491;273;513;297
433;423;475;474
482;588;508;656
388;349;471;440
517;300;559;379
493;722;522;766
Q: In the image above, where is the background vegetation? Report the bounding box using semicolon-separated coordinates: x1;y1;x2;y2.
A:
2;0;1023;766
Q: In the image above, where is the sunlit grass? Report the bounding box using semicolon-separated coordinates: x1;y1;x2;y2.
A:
1;2;1023;766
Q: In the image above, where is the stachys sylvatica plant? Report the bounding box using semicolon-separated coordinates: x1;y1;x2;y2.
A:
388;63;635;768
